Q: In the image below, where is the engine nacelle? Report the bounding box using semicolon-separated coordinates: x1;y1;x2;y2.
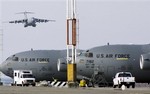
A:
140;54;150;70
57;58;67;72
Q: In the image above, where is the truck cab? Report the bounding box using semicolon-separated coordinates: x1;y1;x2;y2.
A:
13;70;35;86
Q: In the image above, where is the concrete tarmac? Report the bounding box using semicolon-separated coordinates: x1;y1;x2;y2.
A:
0;86;150;94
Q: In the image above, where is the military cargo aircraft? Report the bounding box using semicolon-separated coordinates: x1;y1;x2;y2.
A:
77;44;150;85
0;50;67;81
1;44;150;85
58;44;150;85
7;11;55;27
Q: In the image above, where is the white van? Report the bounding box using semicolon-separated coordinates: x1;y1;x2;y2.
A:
13;70;35;86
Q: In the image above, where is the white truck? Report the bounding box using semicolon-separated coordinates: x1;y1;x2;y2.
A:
13;70;36;86
113;72;135;88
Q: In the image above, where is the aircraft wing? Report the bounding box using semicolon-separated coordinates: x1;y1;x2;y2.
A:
9;19;27;24
34;18;55;23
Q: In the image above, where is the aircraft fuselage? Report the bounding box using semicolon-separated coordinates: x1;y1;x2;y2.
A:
0;50;67;81
24;17;36;27
76;44;150;83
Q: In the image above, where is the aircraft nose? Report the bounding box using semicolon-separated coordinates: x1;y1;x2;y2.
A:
0;61;7;74
0;62;3;71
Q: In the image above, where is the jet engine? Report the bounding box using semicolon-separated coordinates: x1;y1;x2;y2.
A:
140;54;150;70
57;58;67;72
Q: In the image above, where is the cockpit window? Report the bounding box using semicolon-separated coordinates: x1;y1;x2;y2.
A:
12;57;19;61
79;52;93;58
85;53;93;58
6;57;10;60
79;53;84;56
6;55;19;61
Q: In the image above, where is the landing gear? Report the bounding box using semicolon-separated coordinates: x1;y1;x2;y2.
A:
91;72;108;87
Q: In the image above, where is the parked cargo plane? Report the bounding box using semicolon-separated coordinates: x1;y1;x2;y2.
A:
1;44;150;85
7;11;55;27
0;50;68;81
58;44;150;85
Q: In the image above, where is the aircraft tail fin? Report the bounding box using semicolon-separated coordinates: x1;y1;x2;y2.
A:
15;11;34;19
15;11;34;15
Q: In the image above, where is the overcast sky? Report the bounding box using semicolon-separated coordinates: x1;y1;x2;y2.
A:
1;0;150;61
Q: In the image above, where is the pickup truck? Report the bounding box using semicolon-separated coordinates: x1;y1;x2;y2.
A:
113;72;135;88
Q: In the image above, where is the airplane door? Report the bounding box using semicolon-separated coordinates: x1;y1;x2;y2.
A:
7;68;13;77
107;66;115;79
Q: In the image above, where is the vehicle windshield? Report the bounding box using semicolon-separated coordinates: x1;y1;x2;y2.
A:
23;74;34;78
118;73;131;77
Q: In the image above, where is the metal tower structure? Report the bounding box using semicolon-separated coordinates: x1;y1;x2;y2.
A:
66;0;78;87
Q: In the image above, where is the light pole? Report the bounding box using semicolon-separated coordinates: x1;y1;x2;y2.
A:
66;0;78;87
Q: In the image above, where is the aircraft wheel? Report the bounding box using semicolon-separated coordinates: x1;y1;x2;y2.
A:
127;85;130;88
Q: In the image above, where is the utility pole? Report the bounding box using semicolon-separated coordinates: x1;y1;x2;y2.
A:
66;0;77;87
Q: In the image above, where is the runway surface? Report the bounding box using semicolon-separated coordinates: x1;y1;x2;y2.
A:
0;86;150;94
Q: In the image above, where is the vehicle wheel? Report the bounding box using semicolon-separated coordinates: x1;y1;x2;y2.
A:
113;85;117;88
32;84;36;86
132;84;135;88
127;85;130;88
118;84;122;88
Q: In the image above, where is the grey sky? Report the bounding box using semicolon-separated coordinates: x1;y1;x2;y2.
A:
1;0;150;60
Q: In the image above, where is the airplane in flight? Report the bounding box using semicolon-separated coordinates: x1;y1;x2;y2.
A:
7;11;55;27
1;44;150;86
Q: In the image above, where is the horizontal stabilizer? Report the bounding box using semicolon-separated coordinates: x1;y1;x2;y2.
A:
16;11;34;14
